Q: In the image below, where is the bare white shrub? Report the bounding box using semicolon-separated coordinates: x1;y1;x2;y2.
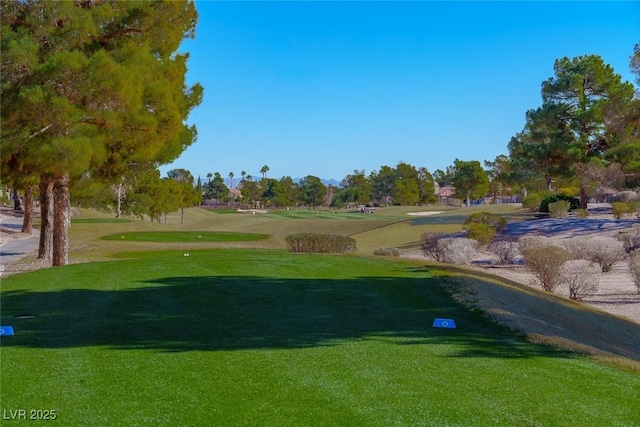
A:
629;250;640;294
487;240;519;265
559;260;600;301
563;236;590;260
437;237;479;265
615;225;640;253
518;235;558;253
579;236;626;272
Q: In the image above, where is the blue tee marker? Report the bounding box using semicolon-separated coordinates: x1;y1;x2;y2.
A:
0;326;15;336
433;318;456;329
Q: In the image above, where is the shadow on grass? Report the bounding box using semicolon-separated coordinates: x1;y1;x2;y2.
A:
502;218;640;237
0;274;572;358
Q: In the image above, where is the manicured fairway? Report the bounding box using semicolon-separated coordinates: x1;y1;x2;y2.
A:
101;231;268;242
1;250;639;426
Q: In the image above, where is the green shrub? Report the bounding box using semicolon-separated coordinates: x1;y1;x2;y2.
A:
466;222;496;244
373;247;400;257
548;200;570;218
612;202;633;219
464;211;507;233
285;233;356;253
573;208;588;218
539;194;580;213
521;191;554;211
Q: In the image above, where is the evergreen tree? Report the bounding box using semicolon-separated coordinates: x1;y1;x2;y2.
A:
1;1;202;265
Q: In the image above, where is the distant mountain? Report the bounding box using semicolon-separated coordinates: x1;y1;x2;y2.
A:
226;177;341;188
292;177;340;187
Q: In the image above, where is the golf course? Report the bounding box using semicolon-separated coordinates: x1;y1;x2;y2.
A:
1;205;639;426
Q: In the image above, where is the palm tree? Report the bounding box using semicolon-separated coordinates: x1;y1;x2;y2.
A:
260;165;269;180
206;172;212;183
228;171;234;189
241;171;246;182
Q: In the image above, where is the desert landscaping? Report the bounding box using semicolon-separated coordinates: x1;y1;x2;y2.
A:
403;204;640;325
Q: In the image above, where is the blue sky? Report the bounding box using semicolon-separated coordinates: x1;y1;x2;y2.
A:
160;1;639;183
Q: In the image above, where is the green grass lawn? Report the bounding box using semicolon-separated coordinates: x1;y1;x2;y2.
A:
101;231;268;242
1;250;638;426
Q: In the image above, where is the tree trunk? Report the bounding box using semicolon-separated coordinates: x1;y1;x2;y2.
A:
181;207;184;225
13;188;21;210
22;185;34;234
38;175;54;261
579;180;589;210
115;176;125;218
52;173;70;267
466;190;471;207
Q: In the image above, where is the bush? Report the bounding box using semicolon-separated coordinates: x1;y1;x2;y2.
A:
518;235;558;253
612;202;633;219
539;194;580;213
580;236;626;272
285;233;356;253
548;200;570;218
437;237;479;265
522;246;573;292
487;240;519;265
464;211;507;233
521;191;554;212
563;236;589;260
616;226;640;253
373;247;400;257
466;222;495;244
421;232;446;261
573;209;588;218
629;250;640;294
559;260;600;301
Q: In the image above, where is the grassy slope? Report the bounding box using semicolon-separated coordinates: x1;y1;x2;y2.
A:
1;250;639;426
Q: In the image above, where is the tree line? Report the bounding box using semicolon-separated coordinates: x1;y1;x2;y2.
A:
198;161;438;209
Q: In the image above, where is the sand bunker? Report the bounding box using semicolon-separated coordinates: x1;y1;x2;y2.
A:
406;211;444;216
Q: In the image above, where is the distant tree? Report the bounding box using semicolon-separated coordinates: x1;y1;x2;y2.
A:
260;165;270;180
240;176;260;209
371;166;396;206
340;170;371;205
451;159;490;206
392;162;420;206
417;167;436;204
228;172;235;189
196;176;203;196
298;175;327;208
277;176;299;207
433;166;455;187
205;172;229;207
484;155;518;202
167;169;200;224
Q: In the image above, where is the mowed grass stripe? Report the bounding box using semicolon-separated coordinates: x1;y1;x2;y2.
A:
101;231;268;242
1;250;639;425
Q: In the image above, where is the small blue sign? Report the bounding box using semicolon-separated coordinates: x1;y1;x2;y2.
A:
433;318;456;329
0;326;15;336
